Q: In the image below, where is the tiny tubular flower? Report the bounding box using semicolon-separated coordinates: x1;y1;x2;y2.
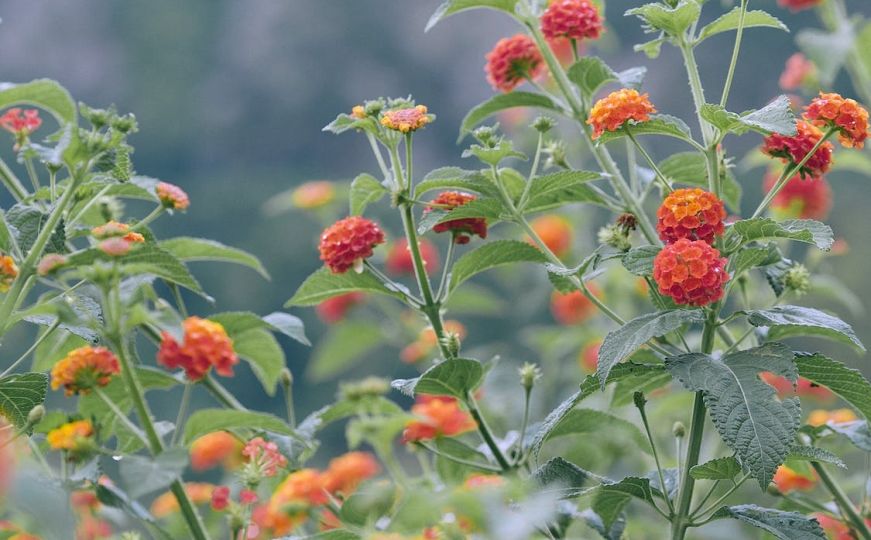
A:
779;53;816;91
652;238;729;307
425;191;487;245
0;254;18;293
485;34;545;93
156;181;190;211
47;420;94;452
656;188;726;245
587;89;656;139
807;408;857;427
318;216;385;274
0;108;42;137
804;92;870;148
189;431;243;472
266;469;329;535
37;253;68;276
323;451;380;495
401;395;476;443
292;180;335;209
761;120;834;178
763;172;832;221
242;436;288;479
528;214;573;258
380;105;431;133
385;238;440;276
316;292;366;323
50;346;120;396
157;316;238;380
541;0;603;42
550;286;599;325
772;465;816;494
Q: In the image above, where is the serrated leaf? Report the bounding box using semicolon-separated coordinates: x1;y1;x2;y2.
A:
6;203;66;255
657;152;742;212
621;246;659;276
349;173;388;216
787;445;846;469
731;218;833;251
666;343;801;487
795;352;871;419
544;408;651;455
531;457;591;498
417;198;504;234
459;92;559;138
712;505;826;540
625;1;701;36
0;373;48;432
826;421;871;452
690;457;742;480
414;358;484;398
731;244;780;277
0;79;76;124
286;267;406;306
595;114;693;145
449;240;547;290
160;236;269;279
309;320;384;381
416;168;498;198
567;57;617;98
698;8;788;42
743;306;864;352
597;309;704;387
183;409;297;444
740;95;797;135
521;170;600;210
593;477;656;529
425;0;518;31
119;448;188;498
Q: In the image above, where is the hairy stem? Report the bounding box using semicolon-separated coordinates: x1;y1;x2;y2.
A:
719;0;749;108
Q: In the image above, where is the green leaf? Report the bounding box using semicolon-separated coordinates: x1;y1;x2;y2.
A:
417;198;504;234
621;246;660;276
426;0;518;31
459;92;559;138
697;8;788;42
567;57;617;98
0;79;76;124
857;22;871;91
711;505;826;540
543;408;651;455
787;445;846;469
413;358;484;398
731;218;833;251
286;267;406;306
743;306;865;352
231;328;285;395
531;457;591;498
597;309;705;387
797;26;853;86
595;114;693;145
593;477;656;529
0;373;48;432
658;152;742;211
730;244;779;277
795;352;871;419
690;457;742;481
262;311;310;346
827;421;871;452
6;203;66;255
416;167;499;198
160;237;269;279
666;343;801;487
309;320;384;381
0;210;14;254
635;37;665;59
702;96;796;136
449;240;547;290
119;448;188;498
349;173;388;216
183;409;297;444
521;170;601;211
625;1;701;37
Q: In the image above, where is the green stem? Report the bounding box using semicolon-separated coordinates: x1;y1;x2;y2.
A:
1;320;59;376
365;132;392;183
692;473;751;522
170;383;193;446
133;206;165;231
636;395;675;514
519;132;545;209
94;386;150;447
626;128;674;193
283;376;296;428
515;385;533;460
416;441;501;473
466;392;512;471
67;184;112;228
0;158;27;201
679;40;715;146
812;461;871;540
719;0;749;108
202;374;247;411
436;239;456;302
23;157;40;193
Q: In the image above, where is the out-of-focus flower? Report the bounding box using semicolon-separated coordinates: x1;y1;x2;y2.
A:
779;53;816;91
541;0;603;41
189;431;243;471
323;451;380;495
385;238;440;276
550;287;599;325
402;395;476;443
813;513;856;540
0;254;18;293
401;320;467;364
807;408;858;427
156;182;190;211
485;34;545;93
653;238;729;307
316;292;366;324
98;237;135;257
0;108;41;139
578;340;601;373
463;474;504;490
91;221;145;243
37;253;68;276
587;89;656;139
805;92;870;148
762;120;833;178
656;188;726;245
777;0;822;12
47;420;95;454
151;483;216;518
528;214;573;258
351;106;367;119
425;191;488;245
381;105;431;133
763;173;832;220
319;216;386;274
772;465;816;493
266;469;328;535
50;346;120;396
76;514;113;540
243;437;288;479
211;486;231;511
760;373;834;401
291;181;335;210
157;316;238;380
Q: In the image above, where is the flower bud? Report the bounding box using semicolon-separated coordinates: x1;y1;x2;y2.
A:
597;224;632;251
472;125;499;147
672;421;686;438
442;330;462;358
339;377;391;401
27;404;45;425
783;264;811;296
280;368;293;387
532;116;556;133
543;140;569;169
518;362;542;391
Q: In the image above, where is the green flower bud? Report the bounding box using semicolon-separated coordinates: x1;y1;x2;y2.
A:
27;404;45;426
597;224;632;251
783;264;811;296
672;421;686;438
518;362;542;391
532;116;556;133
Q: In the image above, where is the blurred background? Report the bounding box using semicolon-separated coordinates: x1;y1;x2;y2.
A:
1;0;870;474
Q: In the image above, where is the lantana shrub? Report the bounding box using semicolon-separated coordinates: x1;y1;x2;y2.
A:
3;0;871;539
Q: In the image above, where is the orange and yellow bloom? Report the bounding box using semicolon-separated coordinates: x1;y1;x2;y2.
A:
762;120;833;178
425;192;487;245
587;89;656;139
0;254;18;293
50;346;120;396
656;188;726;245
156;181;190;210
653;238;729;307
381;105;431;133
772;465;816;494
402;395;476;443
805;92;870;148
323;451;380;495
47;420;95;454
157;316;238;380
529;214;573;258
189;431;243;471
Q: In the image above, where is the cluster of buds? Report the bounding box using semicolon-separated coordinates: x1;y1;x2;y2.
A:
91;221;145;257
240;437;289;485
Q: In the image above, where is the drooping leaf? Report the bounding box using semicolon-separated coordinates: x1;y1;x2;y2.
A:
731;218;833;251
309;321;384;381
697;8;788;42
743;306;864;352
425;0;518;31
286;267;407;306
666;343;801;487
0;79;76;124
183;409;298;444
413;358;484;399
0;373;48;432
531;457;591;498
690;456;742;481
449;240;547;290
794;352;871;419
160;237;269;279
349;173;388;216
711;505;826;540
459;92;559;138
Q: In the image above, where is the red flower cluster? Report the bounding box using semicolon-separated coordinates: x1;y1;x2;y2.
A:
402;395;476;443
805;92;870;148
779;53;815;91
318;216;385;273
385;238;440;275
656;188;726;245
652;239;729;306
763;173;832;221
776;0;821;12
50;346;120;396
316;292;365;323
587;89;656;139
485;34;545;93
0;108;41;136
425;191;488;244
760;372;834;401
381;105;431;133
157;317;238;380
156;181;190;210
550;287;598;325
772;465;816;494
243;436;288;478
761;120;833;178
541;0;603;42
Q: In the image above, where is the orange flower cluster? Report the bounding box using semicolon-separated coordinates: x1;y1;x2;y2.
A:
316;292;366;323
292;180;335;210
777;0;821;12
47;420;94;452
400;320;466;364
807;408;857;427
763;173;832;221
656;188;726;245
485;34;544;93
156;181;190;211
652;238;729;307
319;216;386;274
381;105;431;133
550;287;598;325
189;431;243;471
528;214;573;258
760;373;834;401
587;89;656;139
772;465;816;494
0;254;18;293
385;238;440;276
813;513;871;540
761;121;833;178
322;451;380;495
578;340;601;373
50;346;120;396
157;316;238;380
425;191;488;244
402;395;476;443
91;220;145;243
151;482;216;518
805;92;870;148
0;108;41;136
540;0;603;41
779;53;815;91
